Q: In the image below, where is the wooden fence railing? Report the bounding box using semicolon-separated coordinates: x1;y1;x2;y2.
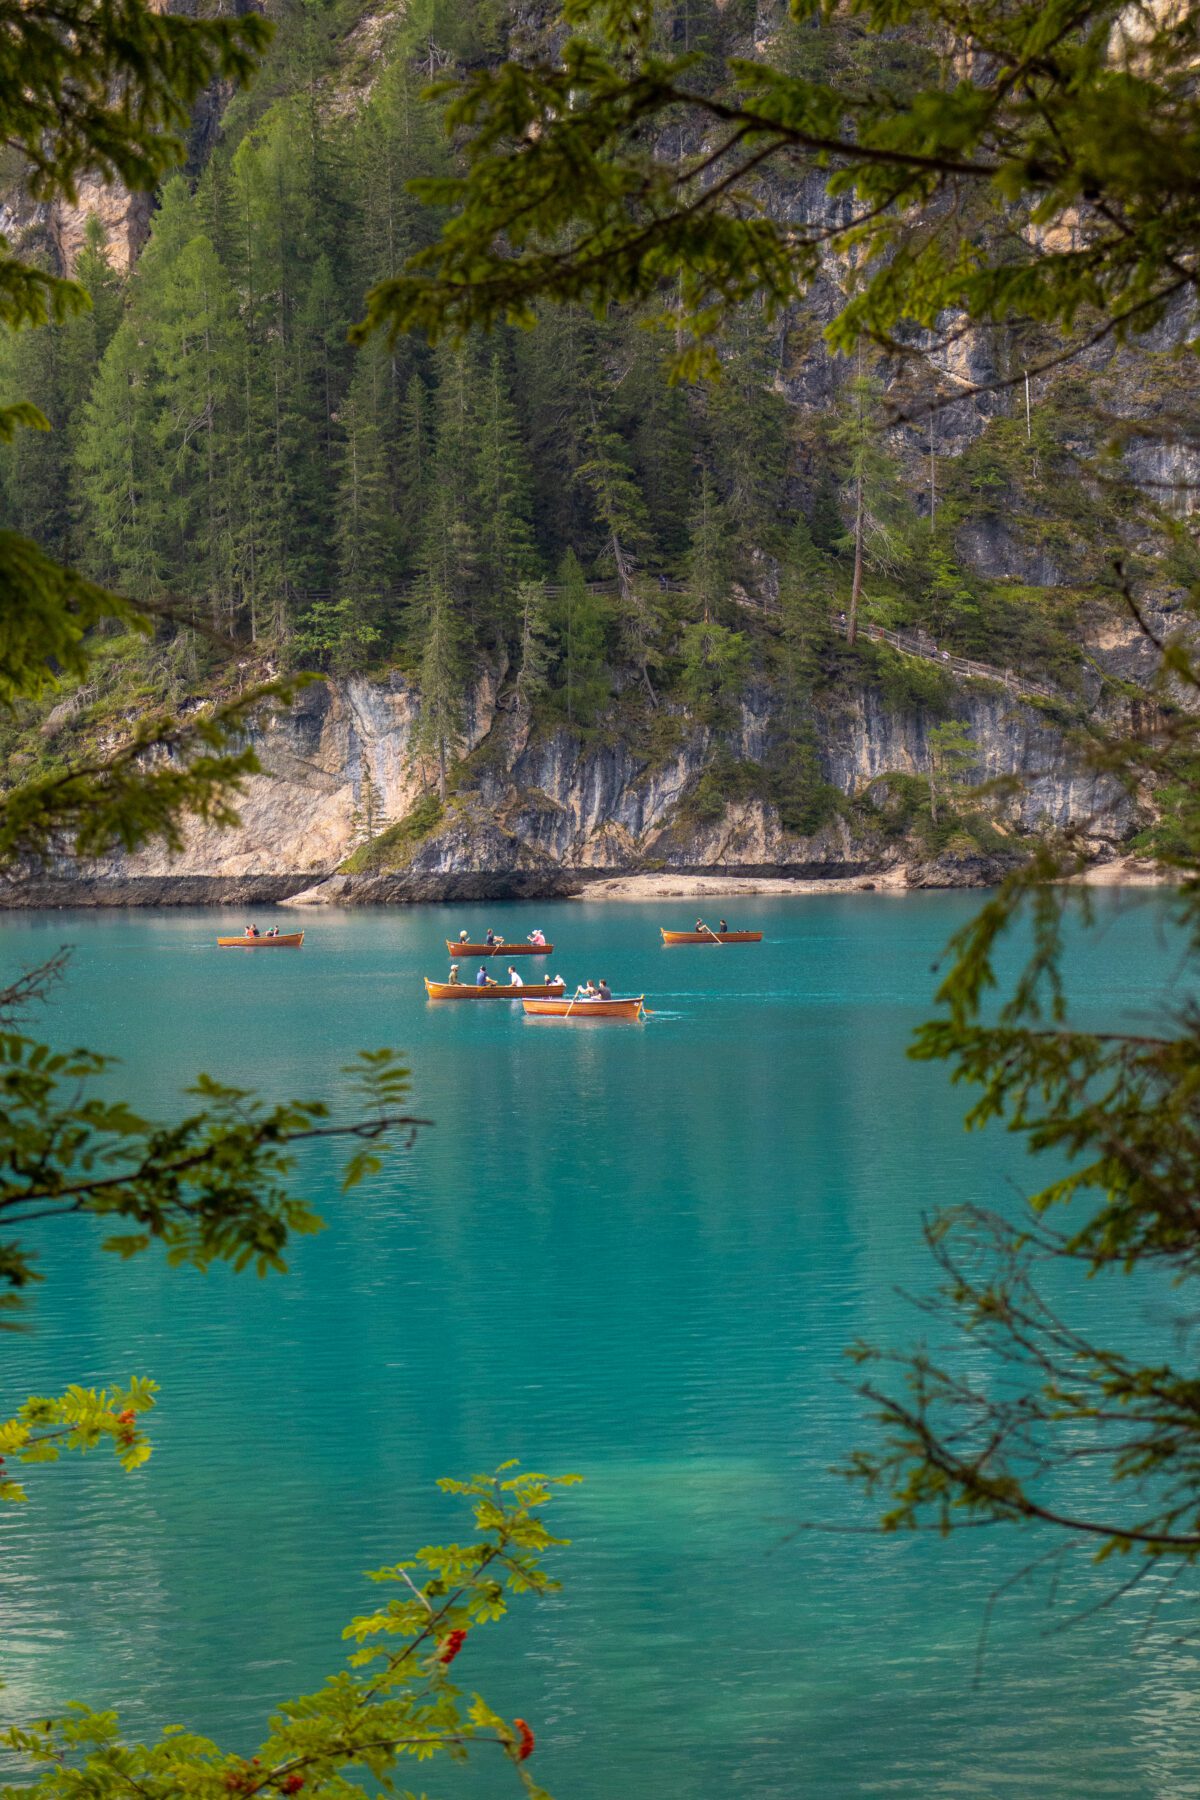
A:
831;617;1060;701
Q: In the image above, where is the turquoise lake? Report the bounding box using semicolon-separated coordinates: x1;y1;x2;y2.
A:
0;893;1195;1799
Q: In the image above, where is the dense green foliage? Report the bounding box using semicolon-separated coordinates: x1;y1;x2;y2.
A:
2;1466;572;1799
5;0;1171;798
377;0;1200;384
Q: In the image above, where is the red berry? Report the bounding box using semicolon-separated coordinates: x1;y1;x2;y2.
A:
280;1775;304;1793
514;1720;535;1763
438;1628;468;1666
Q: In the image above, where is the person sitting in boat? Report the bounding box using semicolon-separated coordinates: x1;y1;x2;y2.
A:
550;974;565;987
244;924;259;937
458;929;469;943
717;919;728;934
695;919;706;933
485;927;496;946
267;926;279;937
448;964;462;984
476;965;495;987
507;966;524;988
528;928;546;946
576;980;598;1000
597;978;613;1001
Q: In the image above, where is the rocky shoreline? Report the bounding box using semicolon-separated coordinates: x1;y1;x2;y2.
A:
0;853;1166;909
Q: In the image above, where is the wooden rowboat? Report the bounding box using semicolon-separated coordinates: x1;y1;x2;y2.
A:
217;932;305;948
660;929;762;945
445;941;552;956
425;977;566;999
522;995;645;1020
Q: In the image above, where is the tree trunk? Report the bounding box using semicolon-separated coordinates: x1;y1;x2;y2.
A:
849;469;864;646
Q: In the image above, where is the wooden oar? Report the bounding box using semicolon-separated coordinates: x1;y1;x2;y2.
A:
700;920;725;946
565;986;585;1017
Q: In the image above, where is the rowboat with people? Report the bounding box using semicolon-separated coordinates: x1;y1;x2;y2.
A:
660;926;762;945
522;995;645;1020
218;931;305;948
445;941;553;956
425;977;567;1000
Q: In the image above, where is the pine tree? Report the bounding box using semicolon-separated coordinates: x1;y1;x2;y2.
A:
473;351;536;637
290;252;346;583
548;548;610;726
333;351;394;669
703;312;791;573
678;619;750;716
684;470;731;624
808;460;843;554
76;321;161;596
621;332;693;562
411;489;468;799
229;101;340;621
395;372;432;569
772;520;837;830
510;305;597;566
831;352;909;645
350;760;392;845
0;301;71;560
577;397;661;701
512;578;552;718
926;719;977;825
134;184;247;625
351;58;448;295
426;340;486;643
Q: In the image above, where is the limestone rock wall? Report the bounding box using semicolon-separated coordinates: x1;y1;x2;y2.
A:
67;661;1133;898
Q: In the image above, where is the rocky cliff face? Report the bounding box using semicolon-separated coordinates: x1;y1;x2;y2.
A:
10;647;1128;906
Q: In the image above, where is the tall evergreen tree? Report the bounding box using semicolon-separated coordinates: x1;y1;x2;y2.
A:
621;332;693;563
411;488;469;799
548;548;610;727
511;305;596;566
701;312;791;575
76;322;161;597
0;302;71;559
473;351;536;637
831;354;908;644
511;578;552;718
351;57;448;296
136;186;247;624
577;396;661;701
395;372;432;570
333;352;394;669
684;470;731;624
428;339;483;634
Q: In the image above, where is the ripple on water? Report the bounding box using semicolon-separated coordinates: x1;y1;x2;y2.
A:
0;893;1193;1798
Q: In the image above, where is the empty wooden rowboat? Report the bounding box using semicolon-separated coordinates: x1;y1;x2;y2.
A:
660;929;762;944
217;932;305;948
522;995;645;1020
445;941;552;956
426;977;566;999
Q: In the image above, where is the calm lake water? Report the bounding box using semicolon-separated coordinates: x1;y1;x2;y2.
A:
0;893;1195;1799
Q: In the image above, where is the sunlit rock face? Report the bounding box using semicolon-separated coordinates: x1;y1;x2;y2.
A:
41;647;1135;904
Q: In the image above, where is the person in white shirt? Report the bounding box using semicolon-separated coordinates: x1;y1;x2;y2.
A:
506;966;524;987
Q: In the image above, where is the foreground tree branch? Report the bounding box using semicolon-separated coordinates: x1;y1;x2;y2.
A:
0;1468;574;1800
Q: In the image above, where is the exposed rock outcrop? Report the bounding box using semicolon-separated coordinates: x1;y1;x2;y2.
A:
18;652;1136;906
